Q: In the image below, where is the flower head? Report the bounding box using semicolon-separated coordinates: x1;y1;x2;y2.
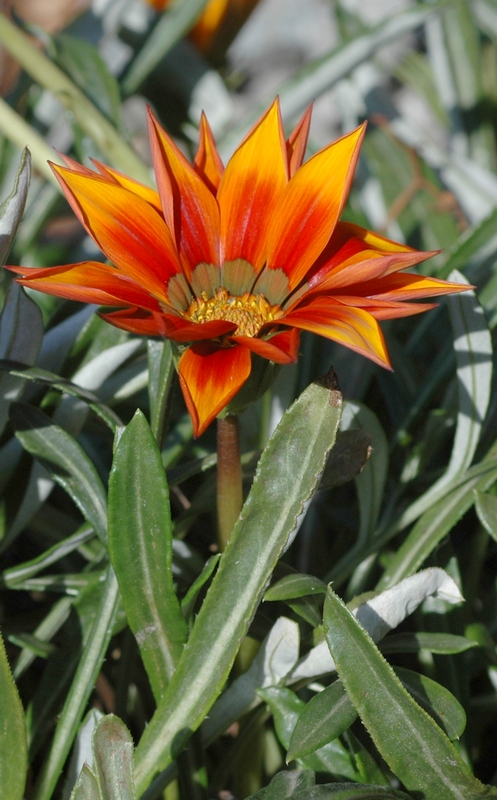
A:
7;100;470;436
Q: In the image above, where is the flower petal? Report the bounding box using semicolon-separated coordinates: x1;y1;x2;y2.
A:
99;307;170;335
178;344;251;437
159;317;237;342
7;262;164;311
147;109;220;277
329;296;438;320
50;163;181;301
266;124;366;290
286;104;312;176
90;160;163;213
349;272;472;302
282;297;391;368
217;98;288;273
231;328;300;364
194;112;225;193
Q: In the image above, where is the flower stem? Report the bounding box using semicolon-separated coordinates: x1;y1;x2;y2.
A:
217;415;243;551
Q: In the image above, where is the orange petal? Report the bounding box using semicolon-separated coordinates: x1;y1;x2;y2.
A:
100;308;170;336
194;112;224;193
90;160;163;213
178;344;251;437
50;164;181;301
282;297;391;368
231;328;300;364
349;272;472;302
147;109;220;278
159;317;237;342
267;124;366;290
328;295;438;320
7;262;164;311
286;104;312;176
217;98;288;273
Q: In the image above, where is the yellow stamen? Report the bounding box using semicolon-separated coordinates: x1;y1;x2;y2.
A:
187;288;282;337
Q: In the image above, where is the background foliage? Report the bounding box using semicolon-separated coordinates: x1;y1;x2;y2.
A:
1;0;497;798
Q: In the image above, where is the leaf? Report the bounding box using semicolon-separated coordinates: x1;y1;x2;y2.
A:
32;567;121;800
259;686;361;781
10;403;108;543
202;617;300;745
247;771;410;800
264;574;327;602
69;763;100;800
323;587;497;799
474;489;497;542
0;361;121;431
0;283;43;436
133;373;344;793
147;339;175;444
395;274;492;529
0;629;27;800
122;0;212;94
288;665;465;762
290;568;463;681
380;631;479;655
287;681;358;762
93;715;135;800
319;429;372;491
108;411;188;701
339;402;388;542
378;455;497;589
55;34;124;130
0;147;30;266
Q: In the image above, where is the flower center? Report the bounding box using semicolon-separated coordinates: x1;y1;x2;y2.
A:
186;288;281;337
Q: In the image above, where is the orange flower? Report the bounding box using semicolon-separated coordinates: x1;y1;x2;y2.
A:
7;100;469;436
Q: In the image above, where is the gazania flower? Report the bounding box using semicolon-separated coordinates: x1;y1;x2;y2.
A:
7;100;469;436
145;0;260;60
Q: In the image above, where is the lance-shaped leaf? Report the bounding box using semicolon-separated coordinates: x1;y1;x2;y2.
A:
10;403;108;543
0;147;30;266
108;411;188;700
0;630;27;800
394;272;492;531
93;715;135;800
133;373;343;793
323;587;497;799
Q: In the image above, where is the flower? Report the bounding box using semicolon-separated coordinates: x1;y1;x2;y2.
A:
145;0;260;59
7;100;470;436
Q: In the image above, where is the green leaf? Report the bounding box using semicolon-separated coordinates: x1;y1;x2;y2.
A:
32;567;121;800
0;361;122;431
55;34;124;130
0;147;30;266
394;275;492;529
147;339;175;444
380;631;479;655
108;411;188;700
474;489;497;542
258;686;361;781
377;455;497;589
122;0;211;94
265;574;327;602
69;763;100;800
247;772;410;800
0;629;27;800
287;681;358;761
323;587;497;799
133;374;343;794
393;666;467;741
93;715;135;800
10;403;108;543
0;283;43;436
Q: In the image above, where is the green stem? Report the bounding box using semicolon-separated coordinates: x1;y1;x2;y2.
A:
0;13;151;185
217;415;243;551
